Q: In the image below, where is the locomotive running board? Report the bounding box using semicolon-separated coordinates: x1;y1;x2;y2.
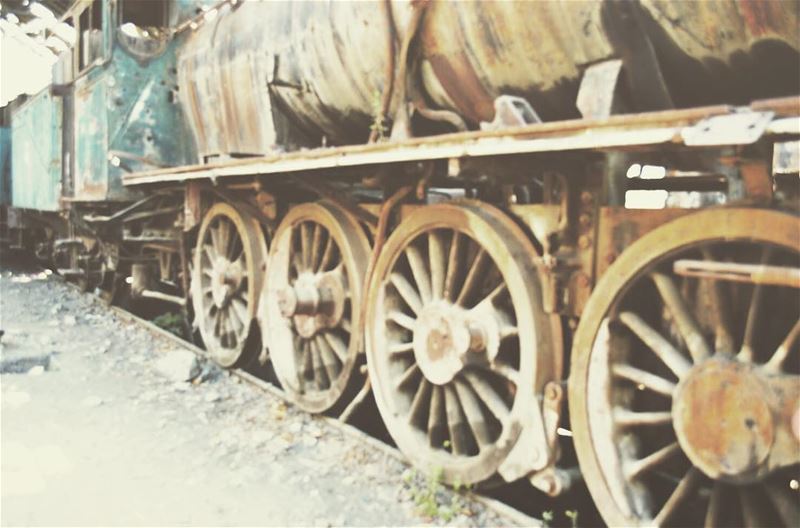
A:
122;97;800;187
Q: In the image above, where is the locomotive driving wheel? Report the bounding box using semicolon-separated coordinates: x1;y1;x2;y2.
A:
570;208;800;527
365;202;561;485
261;202;371;413
191;203;267;368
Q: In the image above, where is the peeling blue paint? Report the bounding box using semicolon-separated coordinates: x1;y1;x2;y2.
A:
10;90;62;211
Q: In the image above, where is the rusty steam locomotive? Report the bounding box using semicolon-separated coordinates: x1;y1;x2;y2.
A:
2;0;799;525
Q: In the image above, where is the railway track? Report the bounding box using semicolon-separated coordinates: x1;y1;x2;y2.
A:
91;287;546;527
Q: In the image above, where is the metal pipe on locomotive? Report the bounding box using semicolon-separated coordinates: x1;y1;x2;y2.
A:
2;0;799;525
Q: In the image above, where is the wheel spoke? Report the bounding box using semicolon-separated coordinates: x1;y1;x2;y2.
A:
652;272;712;363
454;377;493;449
310;339;329;390
225;306;242;338
444;385;469;455
322;331;348;364
463;371;509;421
625;442;681;480
318;235;335;272
405;245;432;305
653;467;702;526
704;482;725;528
218;221;232;258
300;222;313;270
300;338;313;385
741;486;769;528
209;222;220;254
499;323;519;340
485;362;520;387
226;230;240;261
740;284;766;362
427;385;446;447
395;363;420;390
455;248;488;307
291;240;304;274
315;335;340;387
408;379;431;426
764;318;800;372
213;308;222;336
203;244;215;264
765;481;800;527
443;231;463;301
428;231;446;299
387;310;416;331
389;341;414;357
389;272;423;315
476;282;507;309
619;311;691;378
310;224;322;272
220;310;232;347
612;364;676;397
739;248;773;363
700;249;736;354
614;409;673;427
230;297;249;331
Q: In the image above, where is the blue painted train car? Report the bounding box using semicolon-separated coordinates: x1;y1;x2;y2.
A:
5;0;202;276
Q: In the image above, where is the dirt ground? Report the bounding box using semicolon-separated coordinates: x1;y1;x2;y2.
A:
0;267;517;527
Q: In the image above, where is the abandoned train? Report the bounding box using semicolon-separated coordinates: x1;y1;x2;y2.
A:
2;0;799;525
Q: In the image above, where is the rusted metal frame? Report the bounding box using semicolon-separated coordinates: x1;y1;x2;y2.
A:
120;205;182;224
293;175;379;229
208;186;277;230
141;243;178;253
625;174;727;192
737;159;774;202
673;259;800;288
123;102;759;186
177;229;193;321
340;183;417;422
82;194;160;223
593;207;693;281
751;96;800;117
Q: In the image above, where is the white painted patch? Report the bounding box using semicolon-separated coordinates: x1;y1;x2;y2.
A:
129;79;156;126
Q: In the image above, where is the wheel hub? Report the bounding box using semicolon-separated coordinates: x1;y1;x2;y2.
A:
211;257;241;307
413;303;487;385
276;272;346;338
673;357;774;482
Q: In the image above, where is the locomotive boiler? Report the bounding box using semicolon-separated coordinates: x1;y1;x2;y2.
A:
177;0;799;156
3;0;799;526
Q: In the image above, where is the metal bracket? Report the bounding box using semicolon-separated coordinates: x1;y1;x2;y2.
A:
576;59;624;120
682;110;775;146
480;95;541;131
497;381;564;483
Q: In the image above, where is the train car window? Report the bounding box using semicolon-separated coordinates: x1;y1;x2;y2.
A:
120;0;169;29
77;0;104;72
117;0;170;58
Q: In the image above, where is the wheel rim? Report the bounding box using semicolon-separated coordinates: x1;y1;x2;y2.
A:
570;208;800;527
262;202;370;413
192;202;267;368
366;202;561;485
